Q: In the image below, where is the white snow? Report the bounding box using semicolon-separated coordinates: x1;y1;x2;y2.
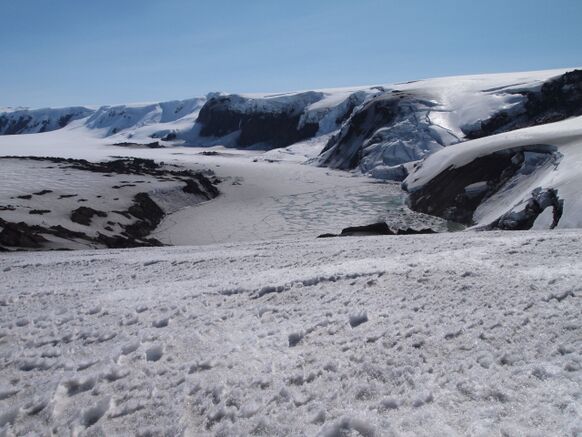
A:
1;231;580;435
395;69;568;138
1;67;581;436
152;154;415;246
3;68;574;157
83;98;206;141
405;116;582;228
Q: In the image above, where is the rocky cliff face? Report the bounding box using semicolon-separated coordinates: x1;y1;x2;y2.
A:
465;70;582;139
195;92;326;148
401;70;582;230
404;146;560;227
315;91;446;179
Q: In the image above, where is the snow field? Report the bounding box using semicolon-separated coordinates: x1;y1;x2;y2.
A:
0;230;580;435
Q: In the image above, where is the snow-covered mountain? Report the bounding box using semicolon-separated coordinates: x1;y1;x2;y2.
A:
1;70;581;435
0;98;207;143
1;67;581;232
0;106;94;135
83;98;206;140
402;69;582;230
1;68;576;158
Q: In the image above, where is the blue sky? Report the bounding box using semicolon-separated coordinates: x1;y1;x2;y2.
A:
1;0;581;107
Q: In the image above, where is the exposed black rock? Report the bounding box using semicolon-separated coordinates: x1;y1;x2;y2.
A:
125;193;164;239
182;179;204;196
58;114;74;128
341;222;395;236
317;233;337;239
49;225;90;240
0;107;93;135
404;145;560;227
394;227;438;235
29;210;51;215
33;190;53;196
465;69;582;139
0;157;220;250
112;211;132;219
319;94;402;170
189;174;219;199
482;188;563;231
0;220;47;248
317;222;437;238
71;207;107;226
406;152;518;224
161;133;176;141
0;114;32;135
112;141;163;149
196;94;321;148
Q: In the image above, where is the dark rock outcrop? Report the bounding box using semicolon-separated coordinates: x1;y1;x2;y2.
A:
465;69;582;139
0;157;220;251
71;207;107;226
0;107;94;135
125;193;165;239
317;222;437;238
340;222;395;236
404;145;560;227
0;220;47;248
112;142;163;149
183;174;220;199
482;188;563;231
196;93;322;148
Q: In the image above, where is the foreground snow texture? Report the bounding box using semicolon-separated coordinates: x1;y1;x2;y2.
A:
1;231;581;436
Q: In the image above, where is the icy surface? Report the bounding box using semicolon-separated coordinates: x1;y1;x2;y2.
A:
315;68;575;177
0;231;581;435
152;153;443;246
0;132;444;248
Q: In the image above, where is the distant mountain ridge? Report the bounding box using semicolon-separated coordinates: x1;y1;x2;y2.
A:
2;68;582;230
2;68;578;176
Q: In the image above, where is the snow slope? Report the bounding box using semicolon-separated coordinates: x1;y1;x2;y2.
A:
315;68;573;177
0;230;580;435
404;115;582;228
0;106;94;135
0;157;219;250
0;68;581;437
0;97;207;145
